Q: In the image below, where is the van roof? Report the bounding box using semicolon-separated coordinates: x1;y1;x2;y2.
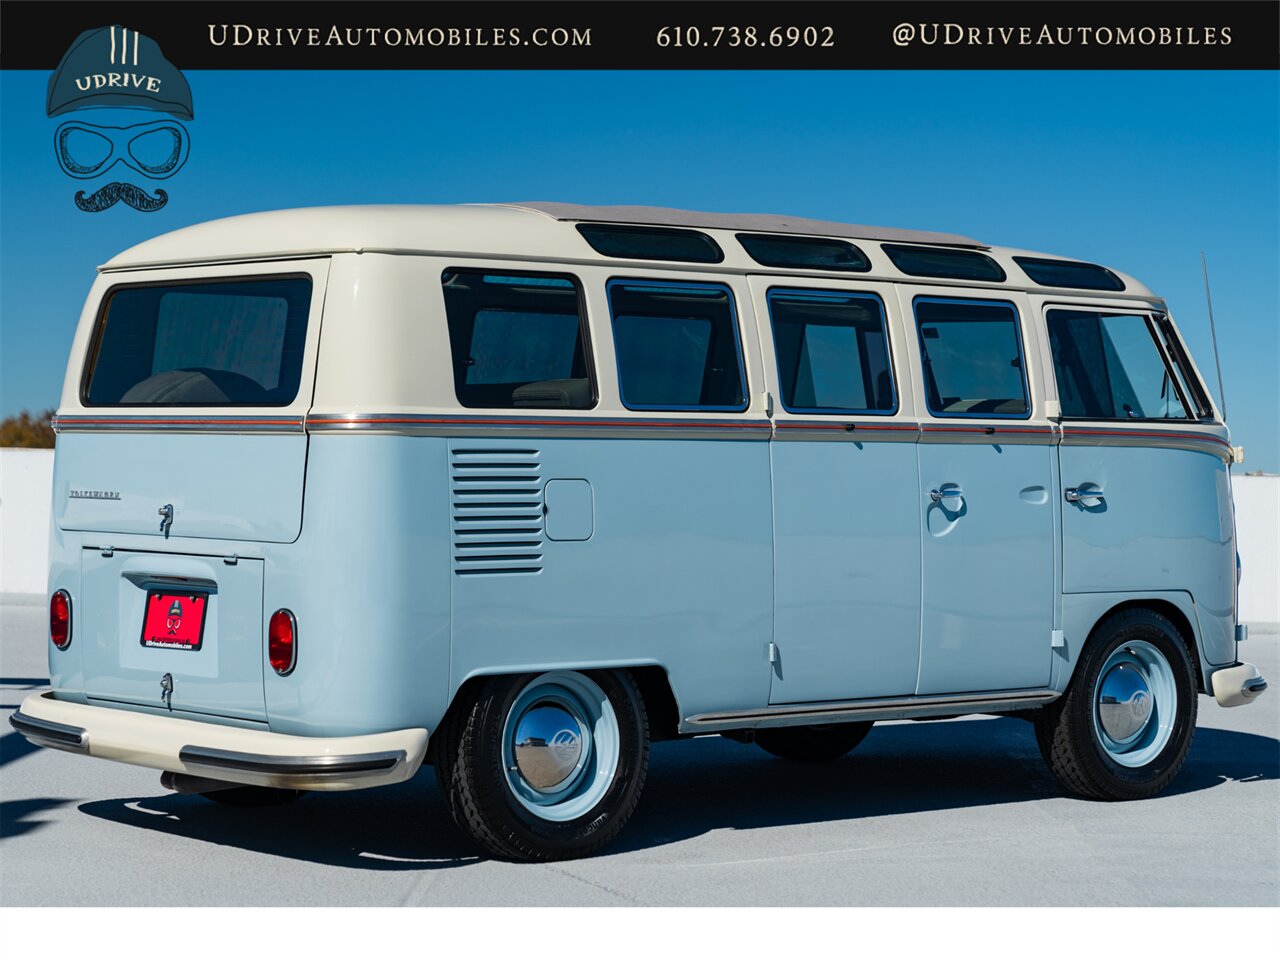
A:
99;203;1156;299
504;202;986;247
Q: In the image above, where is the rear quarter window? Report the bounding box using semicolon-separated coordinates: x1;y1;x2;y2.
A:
84;276;312;406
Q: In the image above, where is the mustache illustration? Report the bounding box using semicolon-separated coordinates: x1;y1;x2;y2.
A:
74;182;169;212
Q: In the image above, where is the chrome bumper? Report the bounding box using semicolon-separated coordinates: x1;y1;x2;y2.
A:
9;691;429;791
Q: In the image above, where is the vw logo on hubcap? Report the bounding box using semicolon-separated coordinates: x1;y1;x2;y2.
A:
513;704;585;791
1098;663;1155;743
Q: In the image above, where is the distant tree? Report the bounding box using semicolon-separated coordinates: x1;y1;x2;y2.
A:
0;408;56;448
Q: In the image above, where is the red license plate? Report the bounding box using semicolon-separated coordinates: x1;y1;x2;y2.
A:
140;591;208;651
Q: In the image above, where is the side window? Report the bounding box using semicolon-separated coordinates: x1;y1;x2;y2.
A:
1046;310;1190;420
607;280;747;411
1151;315;1213;419
914;298;1029;418
767;289;895;414
441;270;595;409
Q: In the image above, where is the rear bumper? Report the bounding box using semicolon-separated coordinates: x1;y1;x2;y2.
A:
9;691;429;791
1208;662;1268;708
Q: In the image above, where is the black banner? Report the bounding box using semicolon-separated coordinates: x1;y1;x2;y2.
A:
1;1;1276;70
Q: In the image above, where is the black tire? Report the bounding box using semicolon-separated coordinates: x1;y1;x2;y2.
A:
1033;707;1055;766
1036;607;1198;801
754;722;873;762
435;669;649;862
202;786;307;807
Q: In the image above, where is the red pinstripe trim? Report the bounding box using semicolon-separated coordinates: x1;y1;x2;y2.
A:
921;424;1054;433
774;422;917;432
307;416;771;429
56;417;301;426
1062;427;1232;450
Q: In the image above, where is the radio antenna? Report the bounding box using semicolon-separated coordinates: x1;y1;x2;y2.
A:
1200;251;1228;422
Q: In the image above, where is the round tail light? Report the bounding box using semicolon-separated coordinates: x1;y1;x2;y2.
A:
50;590;72;649
268;609;297;676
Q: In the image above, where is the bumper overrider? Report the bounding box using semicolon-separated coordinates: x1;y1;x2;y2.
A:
9;692;429;792
1209;661;1268;708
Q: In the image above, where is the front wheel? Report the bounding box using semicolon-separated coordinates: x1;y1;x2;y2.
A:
436;669;649;862
1036;608;1198;800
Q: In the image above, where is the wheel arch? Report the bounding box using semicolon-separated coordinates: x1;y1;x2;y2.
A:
429;661;683;764
1102;599;1200;687
1059;593;1207;694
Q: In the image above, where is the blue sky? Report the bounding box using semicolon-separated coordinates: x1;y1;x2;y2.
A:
1;70;1276;469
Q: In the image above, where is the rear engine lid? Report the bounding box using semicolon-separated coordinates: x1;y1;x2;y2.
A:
55;430;307;542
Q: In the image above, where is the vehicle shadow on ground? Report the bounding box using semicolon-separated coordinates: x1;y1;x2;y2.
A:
1;797;76;839
0;729;42;769
76;717;1278;870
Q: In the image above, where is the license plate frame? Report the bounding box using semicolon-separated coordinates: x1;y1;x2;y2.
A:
139;590;209;651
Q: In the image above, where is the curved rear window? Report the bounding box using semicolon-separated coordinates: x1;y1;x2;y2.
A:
576;224;723;263
738;234;870;272
84;276;312;406
883;245;1006;282
1014;256;1125;291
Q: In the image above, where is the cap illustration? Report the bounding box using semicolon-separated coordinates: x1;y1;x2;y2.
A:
47;25;194;120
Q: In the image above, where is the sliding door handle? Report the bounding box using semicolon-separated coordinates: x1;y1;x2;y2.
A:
1065;487;1105;504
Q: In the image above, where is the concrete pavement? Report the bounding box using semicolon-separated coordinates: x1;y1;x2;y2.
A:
2;595;1276;906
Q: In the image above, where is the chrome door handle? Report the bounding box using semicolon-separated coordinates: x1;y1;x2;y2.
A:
1065;487;1105;503
929;488;964;504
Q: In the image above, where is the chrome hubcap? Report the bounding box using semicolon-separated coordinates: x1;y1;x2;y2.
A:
513;703;585;792
500;672;621;823
1097;664;1153;744
1092;640;1177;768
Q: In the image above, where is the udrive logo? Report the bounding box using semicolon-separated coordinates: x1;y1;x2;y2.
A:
47;25;195;212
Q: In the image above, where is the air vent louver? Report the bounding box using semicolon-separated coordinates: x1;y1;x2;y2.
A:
451;448;543;576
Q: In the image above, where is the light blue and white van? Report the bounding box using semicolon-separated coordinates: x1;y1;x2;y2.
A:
12;203;1267;861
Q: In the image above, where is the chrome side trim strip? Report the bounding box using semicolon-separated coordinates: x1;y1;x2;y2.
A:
773;421;919;443
307;413;773;441
9;709;90;753
684;688;1060;731
1060;425;1232;462
178;744;405;778
919;424;1059;446
49;412;1230;459
54;415;305;434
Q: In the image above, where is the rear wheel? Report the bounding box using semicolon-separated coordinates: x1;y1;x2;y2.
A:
436;669;649;862
1036;608;1197;800
754;722;873;762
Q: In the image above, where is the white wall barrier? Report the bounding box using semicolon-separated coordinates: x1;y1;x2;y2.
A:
1;448;54;596
1;447;1277;622
1234;475;1280;624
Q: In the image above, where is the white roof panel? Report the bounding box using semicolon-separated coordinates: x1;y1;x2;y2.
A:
502;201;986;248
96;203;1154;299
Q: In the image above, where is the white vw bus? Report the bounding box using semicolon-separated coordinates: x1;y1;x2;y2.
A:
12;203;1266;861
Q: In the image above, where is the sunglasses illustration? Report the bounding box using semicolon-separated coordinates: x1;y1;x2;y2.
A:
55;119;189;180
